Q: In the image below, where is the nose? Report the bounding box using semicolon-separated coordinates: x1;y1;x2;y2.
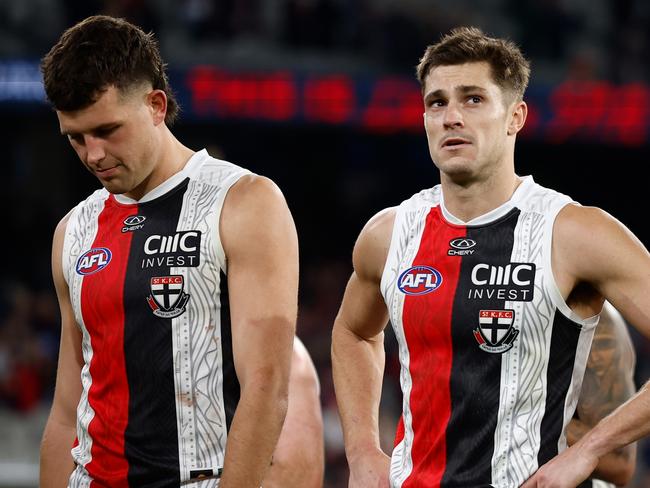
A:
84;135;106;166
442;102;464;129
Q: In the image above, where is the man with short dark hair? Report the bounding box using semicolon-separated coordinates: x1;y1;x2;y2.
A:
39;15;321;488
331;26;650;488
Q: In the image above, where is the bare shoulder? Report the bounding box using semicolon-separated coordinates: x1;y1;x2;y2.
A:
553;204;644;282
597;301;636;369
53;209;74;241
223;174;286;212
220;174;295;256
292;336;312;368
291;337;319;388
52;209;75;277
554;204;623;244
353;207;397;282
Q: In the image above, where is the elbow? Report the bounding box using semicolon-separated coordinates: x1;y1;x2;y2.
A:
240;365;290;417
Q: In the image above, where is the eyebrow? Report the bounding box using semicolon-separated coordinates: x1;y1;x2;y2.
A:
424;85;489;102
60;122;119;137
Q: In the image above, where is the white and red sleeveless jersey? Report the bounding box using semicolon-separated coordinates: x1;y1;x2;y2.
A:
61;149;250;487
380;176;598;488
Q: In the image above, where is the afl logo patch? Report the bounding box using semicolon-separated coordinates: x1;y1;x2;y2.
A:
76;248;112;275
397;266;443;295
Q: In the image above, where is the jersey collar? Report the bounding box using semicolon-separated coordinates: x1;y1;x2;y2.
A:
113;149;208;205
440;175;535;226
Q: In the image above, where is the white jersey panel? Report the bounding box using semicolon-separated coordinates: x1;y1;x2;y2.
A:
380;177;599;487
381;187;440;488
62;189;110;478
61;150;252;486
491;181;598;486
170;151;251;482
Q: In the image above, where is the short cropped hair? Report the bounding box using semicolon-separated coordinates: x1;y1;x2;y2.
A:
41;15;179;124
416;26;531;102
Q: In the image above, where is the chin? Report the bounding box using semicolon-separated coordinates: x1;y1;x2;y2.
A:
436;155;473;172
101;181;128;195
436;158;480;184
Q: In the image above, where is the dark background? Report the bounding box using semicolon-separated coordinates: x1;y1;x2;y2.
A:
1;0;649;486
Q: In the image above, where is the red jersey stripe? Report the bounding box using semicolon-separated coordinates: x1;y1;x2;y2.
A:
81;199;136;486
401;207;465;487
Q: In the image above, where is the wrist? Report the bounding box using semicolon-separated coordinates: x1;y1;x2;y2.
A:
346;442;385;465
577;422;610;461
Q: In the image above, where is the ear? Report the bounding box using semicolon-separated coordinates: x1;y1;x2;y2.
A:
507;100;527;136
148;89;168;126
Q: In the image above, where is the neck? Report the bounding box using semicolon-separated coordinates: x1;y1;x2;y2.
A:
125;126;194;201
156;127;194;182
440;168;522;223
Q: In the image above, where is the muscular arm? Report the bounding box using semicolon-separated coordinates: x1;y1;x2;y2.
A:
331;208;395;488
567;302;637;485
523;206;650;487
40;214;84;487
219;175;298;488
262;337;324;488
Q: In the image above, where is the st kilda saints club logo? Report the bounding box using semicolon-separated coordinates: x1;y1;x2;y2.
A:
147;275;190;318
473;309;519;353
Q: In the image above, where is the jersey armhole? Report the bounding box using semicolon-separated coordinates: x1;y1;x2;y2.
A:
543;201;599;330
213;170;254;275
380;207;404;302
61;205;82;287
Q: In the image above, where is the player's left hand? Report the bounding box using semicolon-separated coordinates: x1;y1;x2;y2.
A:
520;443;598;488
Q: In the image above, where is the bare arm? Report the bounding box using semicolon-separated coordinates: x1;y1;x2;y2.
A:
523;206;650;487
40;214;84;487
567;302;637;485
219;175;298;488
262;337;324;488
331;208;395;488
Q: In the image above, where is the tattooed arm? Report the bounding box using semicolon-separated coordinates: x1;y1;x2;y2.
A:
567;302;637;486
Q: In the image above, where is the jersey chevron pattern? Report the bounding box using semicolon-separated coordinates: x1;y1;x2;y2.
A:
61;150;250;487
380;176;599;488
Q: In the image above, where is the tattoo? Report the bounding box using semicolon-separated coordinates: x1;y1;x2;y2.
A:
576;304;636;460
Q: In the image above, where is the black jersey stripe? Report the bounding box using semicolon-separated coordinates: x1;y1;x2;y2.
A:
442;209;520;487
123;180;190;486
537;311;582;467
219;270;240;431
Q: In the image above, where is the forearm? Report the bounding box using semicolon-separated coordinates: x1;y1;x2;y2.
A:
332;319;386;461
263;455;321;488
40;416;76;488
567;418;635;485
581;381;650;465
220;378;288;488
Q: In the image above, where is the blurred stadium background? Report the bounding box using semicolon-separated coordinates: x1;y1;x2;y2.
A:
1;0;650;486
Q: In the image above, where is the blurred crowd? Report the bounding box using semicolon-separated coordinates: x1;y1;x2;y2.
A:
0;284;57;413
3;262;650;486
1;0;649;82
2;0;650;486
